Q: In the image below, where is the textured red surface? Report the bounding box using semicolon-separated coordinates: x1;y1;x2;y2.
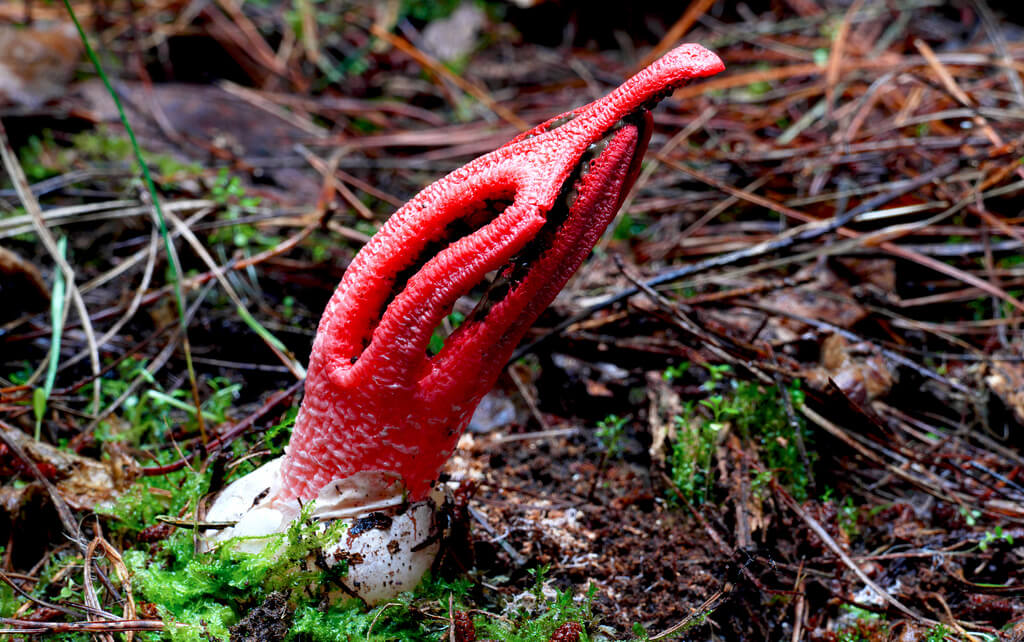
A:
278;44;725;502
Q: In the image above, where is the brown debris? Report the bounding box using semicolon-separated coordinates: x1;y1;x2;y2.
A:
0;426;139;512
646;370;683;464
451;610;476;642
985;353;1024;427
547;621;582;642
813;333;896;404
0;22;82;108
0;244;48;307
229;592;291;642
757;265;869;337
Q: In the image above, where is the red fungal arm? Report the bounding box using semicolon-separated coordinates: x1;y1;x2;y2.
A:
278;44;724;502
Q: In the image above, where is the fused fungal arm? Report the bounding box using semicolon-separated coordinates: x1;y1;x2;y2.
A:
279;44;725;503
205;44;724;604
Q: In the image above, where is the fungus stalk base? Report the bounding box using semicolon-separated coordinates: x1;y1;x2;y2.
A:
203;459;441;604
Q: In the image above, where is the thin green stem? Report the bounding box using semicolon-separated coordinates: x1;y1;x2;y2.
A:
63;1;207;444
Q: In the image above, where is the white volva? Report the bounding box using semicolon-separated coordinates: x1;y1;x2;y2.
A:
204;459;441;604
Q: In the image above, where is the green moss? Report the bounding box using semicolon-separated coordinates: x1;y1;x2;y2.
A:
207;169;281;251
263;406;298;456
662;361;691;382
70;129;133;162
16;127;200;184
732;380;813;501
476;567;596;642
0;565;18;617
100;463;211;536
288;577;470;641
836;604;887;641
669;401;718;504
613;212;648;239
86;358;245;454
125;502;353;641
123;518;486;641
838;495;860;538
668;369;814;504
18;130;61;180
401;0;461;22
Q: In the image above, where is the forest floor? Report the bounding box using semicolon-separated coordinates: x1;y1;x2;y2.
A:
1;1;1023;640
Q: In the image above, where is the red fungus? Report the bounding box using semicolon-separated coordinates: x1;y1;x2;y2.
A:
277;44;725;502
206;43;725;605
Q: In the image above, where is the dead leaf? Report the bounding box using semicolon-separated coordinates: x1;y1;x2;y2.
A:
646;370;682;464
1;427;140;511
836;257;896;293
0;244;49;322
761;264;868;331
811;333;895;404
420;3;486;63
0;22;82;108
985;355;1024;427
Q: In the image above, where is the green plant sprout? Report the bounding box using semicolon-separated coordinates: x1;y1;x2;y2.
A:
978;526;1014;552
595;414;628;459
588;414;630;498
662;361;691;382
701;363;732;391
36;236;68;438
836;604;887;642
838;496;860;538
959;506;981;527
